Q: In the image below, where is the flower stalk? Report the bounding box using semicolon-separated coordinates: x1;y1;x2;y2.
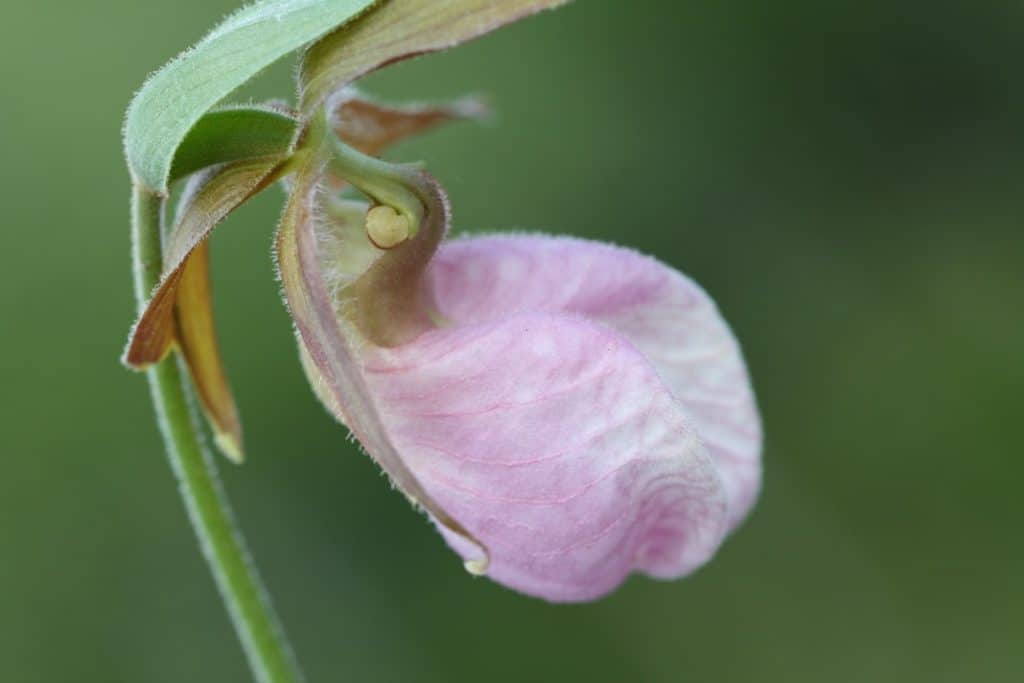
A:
130;186;305;683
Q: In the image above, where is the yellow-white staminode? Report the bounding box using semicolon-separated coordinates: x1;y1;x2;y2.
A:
365;205;410;249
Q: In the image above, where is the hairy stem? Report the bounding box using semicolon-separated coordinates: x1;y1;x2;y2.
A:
131;186;306;683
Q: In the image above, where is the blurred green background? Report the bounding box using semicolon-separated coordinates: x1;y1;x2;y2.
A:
2;1;1022;681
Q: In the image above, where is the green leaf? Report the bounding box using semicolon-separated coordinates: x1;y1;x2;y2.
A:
124;0;379;194
300;0;572;117
169;106;296;184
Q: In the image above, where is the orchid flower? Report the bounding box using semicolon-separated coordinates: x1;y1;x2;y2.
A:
276;113;762;601
123;2;762;677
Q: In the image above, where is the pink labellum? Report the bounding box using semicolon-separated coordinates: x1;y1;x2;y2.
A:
358;236;761;601
428;236;762;531
287;168;762;600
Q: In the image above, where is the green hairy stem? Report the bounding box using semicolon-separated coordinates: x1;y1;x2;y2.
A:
130;187;306;683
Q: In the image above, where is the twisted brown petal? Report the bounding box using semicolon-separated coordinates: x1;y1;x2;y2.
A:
331;89;488;157
123;157;286;460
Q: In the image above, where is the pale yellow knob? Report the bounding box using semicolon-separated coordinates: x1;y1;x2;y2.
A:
365;205;410;249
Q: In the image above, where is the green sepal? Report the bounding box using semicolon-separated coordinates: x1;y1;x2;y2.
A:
169;106;297;184
299;0;571;118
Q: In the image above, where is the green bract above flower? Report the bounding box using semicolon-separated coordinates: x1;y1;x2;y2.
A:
299;0;572;116
124;0;378;194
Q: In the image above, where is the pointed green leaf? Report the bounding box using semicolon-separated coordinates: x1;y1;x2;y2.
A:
124;0;379;194
300;0;572;117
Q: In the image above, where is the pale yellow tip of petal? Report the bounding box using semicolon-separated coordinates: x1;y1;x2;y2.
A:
464;556;489;576
365;205;410;249
215;432;245;464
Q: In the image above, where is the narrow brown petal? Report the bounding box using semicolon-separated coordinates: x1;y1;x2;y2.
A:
175;241;244;462
124;158;285;368
123;263;182;368
123;156;285;460
331;90;488;156
300;0;572;117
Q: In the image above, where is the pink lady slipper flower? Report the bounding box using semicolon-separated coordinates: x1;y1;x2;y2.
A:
273;108;763;602
123;0;761;604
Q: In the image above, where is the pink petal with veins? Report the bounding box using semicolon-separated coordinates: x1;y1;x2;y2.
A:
360;235;761;601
